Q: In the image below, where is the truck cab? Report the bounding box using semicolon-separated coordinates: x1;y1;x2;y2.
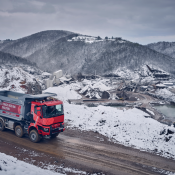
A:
29;100;65;142
0;90;65;143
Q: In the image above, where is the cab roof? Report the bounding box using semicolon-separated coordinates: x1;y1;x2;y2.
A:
32;100;63;106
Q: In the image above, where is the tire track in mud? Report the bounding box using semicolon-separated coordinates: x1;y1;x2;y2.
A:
0;131;175;175
60;139;175;174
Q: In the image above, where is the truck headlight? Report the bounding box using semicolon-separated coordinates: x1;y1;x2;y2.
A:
43;128;49;132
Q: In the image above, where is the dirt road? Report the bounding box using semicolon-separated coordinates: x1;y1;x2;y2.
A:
0;129;175;175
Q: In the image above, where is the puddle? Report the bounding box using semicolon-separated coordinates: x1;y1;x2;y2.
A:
153;104;175;121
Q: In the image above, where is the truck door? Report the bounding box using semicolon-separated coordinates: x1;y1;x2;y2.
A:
32;105;42;124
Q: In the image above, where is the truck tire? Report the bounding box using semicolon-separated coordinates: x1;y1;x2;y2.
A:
0;119;5;131
51;133;59;138
29;130;40;143
15;125;24;138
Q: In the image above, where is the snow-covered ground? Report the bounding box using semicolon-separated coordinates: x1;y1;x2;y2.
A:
1;72;175;173
155;88;175;103
44;84;82;102
0;152;61;175
44;84;175;160
0;152;99;175
64;103;175;159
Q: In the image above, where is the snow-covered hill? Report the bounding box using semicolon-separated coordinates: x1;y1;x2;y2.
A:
147;42;175;59
0;30;74;58
0;30;175;76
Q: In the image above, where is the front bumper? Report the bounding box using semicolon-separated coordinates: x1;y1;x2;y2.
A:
39;123;65;136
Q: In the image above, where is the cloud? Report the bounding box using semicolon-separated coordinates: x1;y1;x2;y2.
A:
0;0;56;14
0;0;174;44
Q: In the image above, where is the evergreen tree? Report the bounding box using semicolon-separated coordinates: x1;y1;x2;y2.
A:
97;36;102;40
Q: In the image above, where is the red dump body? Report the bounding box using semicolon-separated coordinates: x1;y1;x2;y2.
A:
0;102;21;117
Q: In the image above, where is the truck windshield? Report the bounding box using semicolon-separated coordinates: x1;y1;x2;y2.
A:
42;104;64;118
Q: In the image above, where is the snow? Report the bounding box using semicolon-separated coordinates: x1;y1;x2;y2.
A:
59;76;72;82
79;79;111;99
0;67;35;92
156;84;167;87
163;83;174;86
42;72;51;76
44;79;111;101
44;84;82;102
64;103;175;159
0;152;62;175
146;109;154;115
0;152;98;175
155;89;175;103
0;65;49;93
67;35;126;44
88;81;110;91
44;83;175;160
68;36;101;43
44;84;175;159
80;79;111;92
156;89;173;96
114;67;140;80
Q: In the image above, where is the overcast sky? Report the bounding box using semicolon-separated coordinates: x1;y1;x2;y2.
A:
0;0;175;44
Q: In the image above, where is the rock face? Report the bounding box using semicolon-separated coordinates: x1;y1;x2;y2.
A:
0;30;175;76
147;42;175;59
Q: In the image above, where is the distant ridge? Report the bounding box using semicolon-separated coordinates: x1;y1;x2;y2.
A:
147;41;175;59
0;30;175;76
0;51;36;67
0;30;75;58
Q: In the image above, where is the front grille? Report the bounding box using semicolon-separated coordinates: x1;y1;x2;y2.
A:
51;123;60;130
51;123;64;134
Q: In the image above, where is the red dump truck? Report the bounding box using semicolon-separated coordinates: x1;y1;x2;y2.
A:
0;90;65;142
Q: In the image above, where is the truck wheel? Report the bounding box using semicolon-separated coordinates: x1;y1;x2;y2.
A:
29;130;40;143
51;133;59;138
15;125;24;138
0;119;5;131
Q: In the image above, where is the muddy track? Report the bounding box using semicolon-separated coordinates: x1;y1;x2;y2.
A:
0;130;175;175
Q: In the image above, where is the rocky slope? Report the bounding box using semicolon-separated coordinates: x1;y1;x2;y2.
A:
0;50;51;92
147;42;175;59
0;30;175;76
0;64;50;93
